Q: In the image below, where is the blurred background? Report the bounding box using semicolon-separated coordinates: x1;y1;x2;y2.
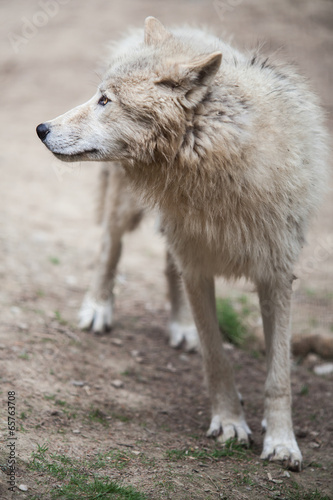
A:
1;0;332;342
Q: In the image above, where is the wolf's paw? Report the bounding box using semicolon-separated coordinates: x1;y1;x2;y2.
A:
261;434;302;471
207;415;252;446
78;294;113;333
168;321;199;352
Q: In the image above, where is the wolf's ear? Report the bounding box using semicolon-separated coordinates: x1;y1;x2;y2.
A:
181;52;222;87
144;17;171;46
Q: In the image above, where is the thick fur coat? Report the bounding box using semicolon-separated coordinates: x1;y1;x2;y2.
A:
37;17;329;471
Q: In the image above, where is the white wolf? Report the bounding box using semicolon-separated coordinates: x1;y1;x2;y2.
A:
36;17;329;471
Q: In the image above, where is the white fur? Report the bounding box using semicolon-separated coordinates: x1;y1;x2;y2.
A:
37;17;330;471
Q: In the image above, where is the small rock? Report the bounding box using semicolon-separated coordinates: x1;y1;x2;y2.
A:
179;354;189;362
111;379;124;389
283;471;291;478
65;275;77;285
17;323;28;330
131;350;140;358
295;427;308;438
132;450;140;455
11;306;21;315
167;362;176;372
72;429;80;434
71;380;86;387
302;353;320;368
267;472;273;481
18;484;28;491
135;357;144;363
314;363;333;376
309;442;320;449
111;338;123;346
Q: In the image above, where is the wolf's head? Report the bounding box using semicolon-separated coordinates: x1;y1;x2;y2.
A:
36;17;222;166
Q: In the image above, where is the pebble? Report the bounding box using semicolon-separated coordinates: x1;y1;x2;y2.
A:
283;471;290;478
18;484;28;491
111;338;123;346
71;380;86;386
17;323;28;330
314;363;333;376
309;442;320;449
11;306;21;315
72;429;80;434
111;379;124;389
303;353;320;368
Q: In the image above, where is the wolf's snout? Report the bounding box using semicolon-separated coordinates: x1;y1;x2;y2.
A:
36;123;50;141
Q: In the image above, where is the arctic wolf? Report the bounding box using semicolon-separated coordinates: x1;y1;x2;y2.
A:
36;17;329;471
78;162;199;351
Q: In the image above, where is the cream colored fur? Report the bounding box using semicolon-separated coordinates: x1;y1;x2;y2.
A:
37;17;329;471
78;162;198;351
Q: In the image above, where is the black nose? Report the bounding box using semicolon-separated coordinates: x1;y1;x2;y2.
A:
36;123;50;141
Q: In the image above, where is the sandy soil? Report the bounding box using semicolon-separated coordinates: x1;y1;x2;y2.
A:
0;0;332;498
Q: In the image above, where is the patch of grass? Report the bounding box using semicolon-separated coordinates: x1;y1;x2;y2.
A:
140;454;156;467
216;298;247;346
105;450;133;470
309;316;319;328
233;473;255;486
166;439;249;462
300;384;309;396
55;399;67;407
112;412;131;423
44;394;56;401
289;488;331;500
250;349;261;359
49;256;60;265
41;337;55;343
87;408;109;427
54;310;67;325
19;352;29;360
29;445;147;499
62;408;77;419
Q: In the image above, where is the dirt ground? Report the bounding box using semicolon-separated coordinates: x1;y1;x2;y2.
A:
0;0;332;498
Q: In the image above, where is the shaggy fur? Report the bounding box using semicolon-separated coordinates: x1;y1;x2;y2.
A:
78;162;198;351
36;17;329;471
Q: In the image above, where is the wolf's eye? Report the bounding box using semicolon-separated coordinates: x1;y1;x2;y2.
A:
98;95;111;106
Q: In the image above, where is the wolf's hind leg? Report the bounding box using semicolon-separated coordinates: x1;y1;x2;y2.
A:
183;274;251;444
79;163;144;333
165;251;199;351
258;278;302;471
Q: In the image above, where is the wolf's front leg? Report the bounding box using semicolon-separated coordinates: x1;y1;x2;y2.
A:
184;274;251;444
165;251;199;351
258;279;302;471
79;163;143;333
